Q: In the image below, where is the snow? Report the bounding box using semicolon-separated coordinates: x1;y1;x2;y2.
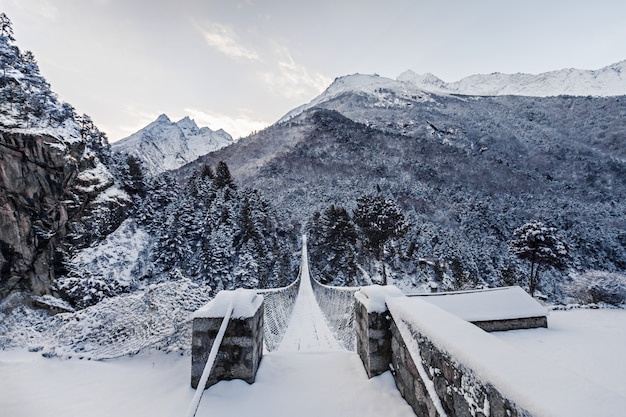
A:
94;185;131;205
411;286;548;322
193;288;262;319
398;60;626;97
2;118;83;144
495;308;626;397
354;284;404;313
67;219;149;289
0;349;415;417
0;350;191;417
387;297;626;417
75;156;114;194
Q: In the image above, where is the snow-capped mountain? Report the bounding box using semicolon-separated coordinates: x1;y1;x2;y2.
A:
278;73;438;123
188;64;626;292
397;60;626;97
112;115;233;176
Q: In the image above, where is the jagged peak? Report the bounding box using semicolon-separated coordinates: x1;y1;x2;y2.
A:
155;114;171;124
142;114;172;130
176;116;199;132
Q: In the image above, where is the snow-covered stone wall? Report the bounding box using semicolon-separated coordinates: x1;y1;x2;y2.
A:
387;297;626;417
191;290;264;389
354;285;404;377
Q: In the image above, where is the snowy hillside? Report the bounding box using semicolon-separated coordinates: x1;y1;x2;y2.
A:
191;72;626;296
112;114;233;176
398;60;626;97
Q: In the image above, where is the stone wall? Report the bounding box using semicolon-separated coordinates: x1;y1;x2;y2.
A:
191;298;264;389
355;295;392;378
472;316;547;332
390;318;532;417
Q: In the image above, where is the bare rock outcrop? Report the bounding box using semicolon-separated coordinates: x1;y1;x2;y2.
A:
0;129;128;298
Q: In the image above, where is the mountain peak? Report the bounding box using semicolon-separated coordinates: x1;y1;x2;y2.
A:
176;116;200;133
397;70;447;91
155;114;171;124
112;114;233;176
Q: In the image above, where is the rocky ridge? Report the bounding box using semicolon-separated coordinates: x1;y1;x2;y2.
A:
111;114;233;176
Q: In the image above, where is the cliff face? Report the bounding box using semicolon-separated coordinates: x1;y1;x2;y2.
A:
0;129;128;298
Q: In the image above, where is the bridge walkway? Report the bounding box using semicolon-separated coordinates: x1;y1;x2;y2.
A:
194;236;416;416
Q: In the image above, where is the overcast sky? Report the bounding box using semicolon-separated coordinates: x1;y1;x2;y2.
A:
1;0;625;141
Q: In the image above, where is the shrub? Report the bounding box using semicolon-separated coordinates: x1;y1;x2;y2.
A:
566;271;626;306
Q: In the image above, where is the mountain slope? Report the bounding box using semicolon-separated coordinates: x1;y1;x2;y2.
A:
112;115;233;176
397;60;626;97
184;72;626;293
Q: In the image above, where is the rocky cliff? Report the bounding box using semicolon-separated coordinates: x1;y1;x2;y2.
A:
0;131;72;296
0;128;129;299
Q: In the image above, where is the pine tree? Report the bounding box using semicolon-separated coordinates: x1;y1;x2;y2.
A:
509;220;568;296
353;194;409;285
122;155;146;197
312;205;358;285
213;161;235;190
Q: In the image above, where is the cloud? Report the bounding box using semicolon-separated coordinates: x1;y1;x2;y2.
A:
184;108;269;139
197;21;260;61
117;107;164;137
262;46;331;100
5;0;59;20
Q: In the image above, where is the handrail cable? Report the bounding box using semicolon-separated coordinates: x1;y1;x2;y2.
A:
185;298;234;417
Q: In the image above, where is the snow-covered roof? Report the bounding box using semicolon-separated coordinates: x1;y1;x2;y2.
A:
193;289;262;319
409;286;547;322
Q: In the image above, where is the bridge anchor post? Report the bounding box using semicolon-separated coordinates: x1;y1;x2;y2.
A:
354;285;404;378
191;289;264;389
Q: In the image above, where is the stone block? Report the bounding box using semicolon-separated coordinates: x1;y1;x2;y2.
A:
191;295;264;389
355;298;393;378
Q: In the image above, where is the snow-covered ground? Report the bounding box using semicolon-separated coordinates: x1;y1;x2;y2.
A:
2;308;623;416
495;308;626;397
0;236;416;417
0;348;415;417
2;304;625;417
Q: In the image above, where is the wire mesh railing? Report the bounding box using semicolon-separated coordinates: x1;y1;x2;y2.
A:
256;266;301;352
309;270;360;352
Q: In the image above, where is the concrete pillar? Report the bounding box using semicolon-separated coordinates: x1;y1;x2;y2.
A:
191;289;264;389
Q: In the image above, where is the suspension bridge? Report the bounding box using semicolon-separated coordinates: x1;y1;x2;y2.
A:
187;236;413;416
186;236;620;417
